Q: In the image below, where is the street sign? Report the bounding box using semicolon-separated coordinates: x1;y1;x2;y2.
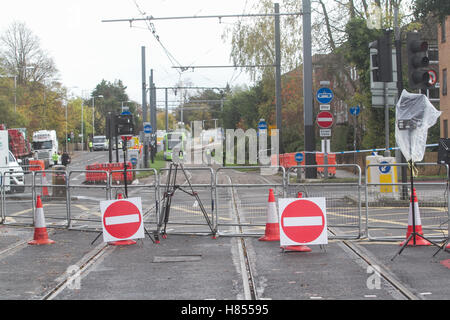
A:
316;87;334;104
349;105;361;116
278;198;327;245
428;70;437;86
378;161;391;174
320;129;331;137
320;104;331;111
100;197;144;242
294;152;304;163
258;119;267;130
316;111;334;129
143;122;152;134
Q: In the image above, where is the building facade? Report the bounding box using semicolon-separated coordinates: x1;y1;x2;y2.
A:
438;16;449;138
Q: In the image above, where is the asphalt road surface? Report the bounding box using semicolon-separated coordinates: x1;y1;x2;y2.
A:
0;150;449;306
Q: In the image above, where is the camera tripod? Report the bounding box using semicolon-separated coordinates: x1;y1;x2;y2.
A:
154;162;216;243
391;160;443;261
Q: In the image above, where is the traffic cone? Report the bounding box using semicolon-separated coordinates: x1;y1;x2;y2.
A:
259;189;280;241
281;192;312;252
42;172;49;197
108;193;137;246
28;196;55;245
400;188;431;246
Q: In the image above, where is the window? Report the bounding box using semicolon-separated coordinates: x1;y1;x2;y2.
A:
443;69;447;96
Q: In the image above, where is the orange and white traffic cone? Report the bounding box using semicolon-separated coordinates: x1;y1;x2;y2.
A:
400;188;431;246
281;192;312;252
42;172;49;197
28;196;55;245
108;193;137;246
259;189;280;241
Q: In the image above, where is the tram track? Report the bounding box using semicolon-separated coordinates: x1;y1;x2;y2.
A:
226;169;423;300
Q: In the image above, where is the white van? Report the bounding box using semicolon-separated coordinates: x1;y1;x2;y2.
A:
7;150;25;193
93;135;109;151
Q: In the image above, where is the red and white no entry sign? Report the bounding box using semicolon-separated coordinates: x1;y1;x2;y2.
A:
278;198;328;246
316;111;334;129
100;197;144;242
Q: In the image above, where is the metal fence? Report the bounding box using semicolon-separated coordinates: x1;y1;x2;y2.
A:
1;163;448;243
215;166;286;237
286;164;363;239
366;162;449;242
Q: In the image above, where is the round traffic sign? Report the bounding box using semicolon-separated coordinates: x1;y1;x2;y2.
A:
295;152;304;163
428;70;437;86
103;200;142;239
280;199;326;244
144;123;152;134
316;111;334;129
379;161;391;174
258;120;267;130
316;87;334;104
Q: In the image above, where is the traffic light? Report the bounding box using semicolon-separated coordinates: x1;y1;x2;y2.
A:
369;30;393;82
67;133;71;142
115;114;134;135
406;32;430;90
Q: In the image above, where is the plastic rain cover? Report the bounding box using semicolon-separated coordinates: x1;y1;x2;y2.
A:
395;90;441;162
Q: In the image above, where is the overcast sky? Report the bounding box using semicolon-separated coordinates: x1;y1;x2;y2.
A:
0;0;270;107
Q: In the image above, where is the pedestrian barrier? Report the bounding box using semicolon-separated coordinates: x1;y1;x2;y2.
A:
0;169;35;226
1;162;448;245
109;168;158;232
67;170;110;231
158;166;216;236
286;164;363;239
366;162;449;242
215;166;286;237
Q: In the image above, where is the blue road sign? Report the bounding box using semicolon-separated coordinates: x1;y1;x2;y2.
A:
130;157;138;165
143;123;152;134
379;161;391;174
295;152;304;163
121;110;132;115
258;120;267;130
316;87;334;104
349;105;361;116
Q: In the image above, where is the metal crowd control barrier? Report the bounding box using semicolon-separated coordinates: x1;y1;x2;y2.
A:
67;170;110;231
366;162;449;242
1;170;35;226
157;166;216;236
286;164;363;239
215;166;286;237
32;169;70;228
109;168;159;232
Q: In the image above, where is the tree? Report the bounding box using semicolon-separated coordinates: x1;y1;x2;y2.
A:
413;0;450;22
90;79;137;135
0;21;58;85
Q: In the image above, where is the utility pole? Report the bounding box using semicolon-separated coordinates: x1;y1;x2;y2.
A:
274;3;283;154
303;0;315;178
142;46;149;168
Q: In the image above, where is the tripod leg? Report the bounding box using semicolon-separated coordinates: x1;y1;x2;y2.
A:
391;233;413;261
144;227;156;243
90;232;103;245
432;238;450;257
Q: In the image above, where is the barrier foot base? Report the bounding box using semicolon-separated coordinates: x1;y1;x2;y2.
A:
108;240;136;246
281;245;312;252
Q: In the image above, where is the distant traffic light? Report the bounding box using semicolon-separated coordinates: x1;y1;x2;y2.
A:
115;114;134;135
369;30;393;83
406;32;430;90
67;133;71;142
